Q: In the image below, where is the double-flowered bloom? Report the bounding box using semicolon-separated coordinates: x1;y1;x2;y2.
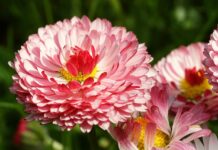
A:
203;27;218;119
10;16;156;132
204;27;218;92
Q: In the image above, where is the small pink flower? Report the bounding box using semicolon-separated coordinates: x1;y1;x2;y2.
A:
10;16;156;132
109;84;211;150
13;119;27;145
154;43;218;117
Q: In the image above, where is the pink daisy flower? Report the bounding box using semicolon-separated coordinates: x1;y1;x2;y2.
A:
154;43;218;116
13;119;27;145
204;27;218;92
109;84;211;150
194;134;218;150
203;28;218;118
9;16;156;132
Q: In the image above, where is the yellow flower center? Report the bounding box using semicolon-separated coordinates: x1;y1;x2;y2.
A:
154;130;170;148
179;78;211;99
60;49;99;83
179;68;212;99
135;117;169;150
60;66;98;83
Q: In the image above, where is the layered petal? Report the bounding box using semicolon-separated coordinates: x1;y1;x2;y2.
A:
194;134;218;150
204;27;218;92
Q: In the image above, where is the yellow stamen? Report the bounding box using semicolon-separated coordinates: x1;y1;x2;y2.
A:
134;117;169;150
135;117;146;150
154;130;169;148
179;78;211;99
60;67;98;83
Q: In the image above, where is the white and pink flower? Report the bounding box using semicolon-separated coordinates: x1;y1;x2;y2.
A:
203;26;218;120
154;43;218;117
154;43;209;100
109;84;211;150
10;16;156;132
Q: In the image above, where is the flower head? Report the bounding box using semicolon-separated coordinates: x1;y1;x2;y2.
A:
154;43;210;99
10;16;155;132
109;84;210;150
203;27;218;119
154;43;218;117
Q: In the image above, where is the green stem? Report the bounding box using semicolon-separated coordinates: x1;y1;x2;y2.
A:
62;131;72;150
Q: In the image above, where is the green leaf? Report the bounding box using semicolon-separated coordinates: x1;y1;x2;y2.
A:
0;102;24;115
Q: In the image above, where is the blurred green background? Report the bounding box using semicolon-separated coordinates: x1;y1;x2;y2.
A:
1;0;218;150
